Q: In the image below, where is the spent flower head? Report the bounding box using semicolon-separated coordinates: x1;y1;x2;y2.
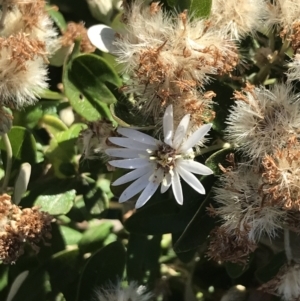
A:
213;163;285;242
98;2;238;119
0;194;52;264
226;83;300;159
209;0;269;40
259;263;300;301
0;33;48;108
106;105;213;208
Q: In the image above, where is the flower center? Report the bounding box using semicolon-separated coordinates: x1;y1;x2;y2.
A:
152;143;178;173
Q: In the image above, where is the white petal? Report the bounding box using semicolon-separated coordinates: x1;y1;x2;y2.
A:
105;148;148;158
163;105;174;146
119;171;153;203
172;170;183;205
176;165;206;194
87;25;116;53
135;169;164;208
177;159;213;175
173;114;190;149
112;166;152;186
117;128;158;146
108;137;156;151
109;158;152;169
179;124;212;153
160;173;171;193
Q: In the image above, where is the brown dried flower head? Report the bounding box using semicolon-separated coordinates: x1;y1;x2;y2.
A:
0;33;48;108
261;143;300;211
259;263;300;301
114;2;238;119
207;226;257;264
0;194;52;264
61;22;96;53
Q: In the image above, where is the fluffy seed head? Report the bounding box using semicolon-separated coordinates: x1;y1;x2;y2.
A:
261;143;300;211
0;33;48;108
287;53;300;81
259;263;300;301
213;163;285;241
209;0;269;40
226;83;300;159
207;227;257;264
114;2;238;117
0;0;58;55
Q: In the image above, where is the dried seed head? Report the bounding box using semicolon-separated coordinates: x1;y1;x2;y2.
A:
259;263;300;301
226;83;300;159
209;0;269;40
207;227;257;264
261;144;300;211
287;53;300;81
213;164;285;241
0;194;52;264
60;22;96;53
114;2;238;117
0;0;58;55
0;33;48;108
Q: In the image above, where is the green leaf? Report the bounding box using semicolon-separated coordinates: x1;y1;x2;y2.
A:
39;115;68;136
210;82;235;134
225;258;251;279
0;127;36;174
255;251;286;283
78;222;113;254
46;5;67;32
124;176;214;235
189;0;212;18
59;226;83;245
10;268;50;301
46;124;85;178
127;234;161;283
173;190;215;253
83;178;109;216
76;241;126;301
13;101;60;129
34;189;76;215
64;53;121;121
47;249;82;294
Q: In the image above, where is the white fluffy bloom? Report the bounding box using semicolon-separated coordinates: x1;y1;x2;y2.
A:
209;0;269;39
226;83;300;159
106;105;213;208
94;282;152;301
214;165;285;241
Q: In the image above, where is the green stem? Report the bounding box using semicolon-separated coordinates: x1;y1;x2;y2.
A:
199;141;231;155
1;133;12;193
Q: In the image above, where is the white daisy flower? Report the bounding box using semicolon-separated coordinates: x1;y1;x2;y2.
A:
105;105;213;208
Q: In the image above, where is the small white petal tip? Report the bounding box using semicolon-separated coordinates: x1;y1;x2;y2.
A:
87;25;116;53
